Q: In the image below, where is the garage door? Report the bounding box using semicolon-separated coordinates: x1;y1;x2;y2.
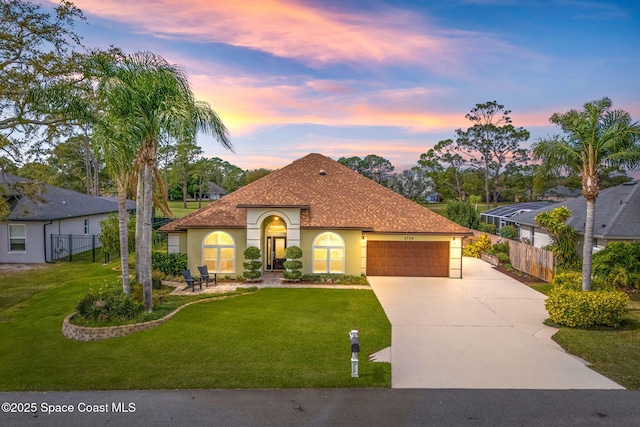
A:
366;241;449;277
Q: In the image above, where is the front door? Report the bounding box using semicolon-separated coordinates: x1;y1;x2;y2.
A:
267;236;286;270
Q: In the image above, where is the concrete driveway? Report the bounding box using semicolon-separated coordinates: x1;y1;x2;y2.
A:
369;257;624;389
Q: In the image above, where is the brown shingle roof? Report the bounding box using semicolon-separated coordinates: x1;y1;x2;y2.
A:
160;153;471;235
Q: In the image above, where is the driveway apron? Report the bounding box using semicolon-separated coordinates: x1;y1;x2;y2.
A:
369;257;623;389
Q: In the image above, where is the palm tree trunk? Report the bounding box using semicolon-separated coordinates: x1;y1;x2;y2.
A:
116;178;130;295
142;161;154;312
582;197;596;291
135;169;144;283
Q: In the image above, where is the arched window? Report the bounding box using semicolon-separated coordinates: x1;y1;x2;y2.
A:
313;232;345;273
203;231;235;273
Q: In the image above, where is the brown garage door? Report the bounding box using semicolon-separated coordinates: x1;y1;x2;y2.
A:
366;241;449;277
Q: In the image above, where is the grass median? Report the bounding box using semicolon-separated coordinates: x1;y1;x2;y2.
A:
0;263;390;391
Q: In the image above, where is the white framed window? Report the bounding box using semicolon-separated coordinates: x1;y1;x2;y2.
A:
203;231;235;273
84;218;89;234
312;232;345;273
9;224;26;252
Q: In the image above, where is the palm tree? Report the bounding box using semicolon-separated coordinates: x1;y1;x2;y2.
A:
532;98;640;290
92;51;232;310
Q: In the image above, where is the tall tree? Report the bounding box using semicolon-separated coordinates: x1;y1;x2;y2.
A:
456;101;530;208
90;51;232;311
338;154;394;185
419;139;467;200
0;0;87;168
387;167;434;201
532;97;640;290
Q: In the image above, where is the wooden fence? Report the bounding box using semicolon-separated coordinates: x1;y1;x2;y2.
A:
467;231;555;282
508;239;555;283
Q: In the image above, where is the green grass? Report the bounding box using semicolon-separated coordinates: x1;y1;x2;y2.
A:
527;281;640;390
0;263;390;390
552;298;640;390
165;200;212;218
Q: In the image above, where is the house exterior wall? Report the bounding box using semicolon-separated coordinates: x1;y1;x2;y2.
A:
185;228;247;276
299;229;362;276
1;214;111;264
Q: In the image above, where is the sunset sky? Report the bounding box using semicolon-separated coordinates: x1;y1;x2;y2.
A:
47;0;640;172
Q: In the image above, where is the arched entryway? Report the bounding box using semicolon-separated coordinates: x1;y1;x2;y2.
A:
264;216;287;270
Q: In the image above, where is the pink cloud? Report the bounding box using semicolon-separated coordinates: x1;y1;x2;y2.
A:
65;0;514;73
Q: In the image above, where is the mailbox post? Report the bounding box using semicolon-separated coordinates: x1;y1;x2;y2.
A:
350;330;360;378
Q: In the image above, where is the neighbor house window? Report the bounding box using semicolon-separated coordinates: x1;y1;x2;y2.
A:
313;232;345;273
9;224;26;252
84;218;89;234
203;231;235;273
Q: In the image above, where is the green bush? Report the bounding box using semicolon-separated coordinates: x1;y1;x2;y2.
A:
76;283;145;322
492;241;509;255
551;271;614;292
592;242;640;291
243;246;263;281
462;234;492;258
477;223;497;234
545;288;629;328
151;269;166;290
300;274;368;285
283;246;303;281
496;252;510;264
499;225;517;240
445;200;480;229
151;251;188;276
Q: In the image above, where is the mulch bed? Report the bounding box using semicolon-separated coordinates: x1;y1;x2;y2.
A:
493;264;547;285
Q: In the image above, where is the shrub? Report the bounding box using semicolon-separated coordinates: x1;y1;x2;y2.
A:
300;273;368;285
592;242;640;291
151;269;166;290
477;223;497;234
243;246;263;281
499;225;517;240
496;252;510;264
283;245;303;281
445;200;480;229
545;288;629;328
151;251;188;276
492;241;509;255
534;207;580;270
552;271;614;292
76;283;145;322
462;234;492;258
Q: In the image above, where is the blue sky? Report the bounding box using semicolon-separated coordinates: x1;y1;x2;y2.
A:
49;0;640;171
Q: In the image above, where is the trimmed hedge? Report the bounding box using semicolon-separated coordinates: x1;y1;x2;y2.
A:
151;251;188;276
545;272;629;328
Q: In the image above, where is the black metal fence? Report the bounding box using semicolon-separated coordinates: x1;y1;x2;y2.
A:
51;234;102;263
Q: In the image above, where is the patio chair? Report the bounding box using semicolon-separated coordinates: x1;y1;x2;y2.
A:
182;269;201;292
197;265;215;287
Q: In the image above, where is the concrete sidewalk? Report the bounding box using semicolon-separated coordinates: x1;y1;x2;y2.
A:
369;257;624;389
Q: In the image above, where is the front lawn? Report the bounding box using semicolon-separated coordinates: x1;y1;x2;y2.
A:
0;263;390;390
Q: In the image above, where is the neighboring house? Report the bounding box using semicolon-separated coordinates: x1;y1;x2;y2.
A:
424;191;442;203
159;153;472;278
542;186;581;202
0;173;135;264
205;182;226;200
481;201;554;234
513;180;640;250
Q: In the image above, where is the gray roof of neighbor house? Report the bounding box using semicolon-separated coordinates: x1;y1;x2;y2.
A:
1;173;136;221
513;180;640;239
160;153;472;235
481;201;554;220
207;182;226;195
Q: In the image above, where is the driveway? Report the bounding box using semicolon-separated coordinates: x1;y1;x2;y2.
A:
369;257;624;389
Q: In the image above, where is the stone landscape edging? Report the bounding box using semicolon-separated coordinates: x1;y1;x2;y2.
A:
62;294;243;342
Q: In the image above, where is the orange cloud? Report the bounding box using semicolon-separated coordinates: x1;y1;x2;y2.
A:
64;0;508;73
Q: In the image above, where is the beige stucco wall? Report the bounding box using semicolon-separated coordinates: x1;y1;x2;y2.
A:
299;229;363;276
185;228;247;276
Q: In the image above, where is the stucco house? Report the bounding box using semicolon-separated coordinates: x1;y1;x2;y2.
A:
0;173;135;264
513;180;640;250
159;153;472;278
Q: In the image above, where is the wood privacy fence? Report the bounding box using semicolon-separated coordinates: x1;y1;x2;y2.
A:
507;239;555;283
468;231;555;282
